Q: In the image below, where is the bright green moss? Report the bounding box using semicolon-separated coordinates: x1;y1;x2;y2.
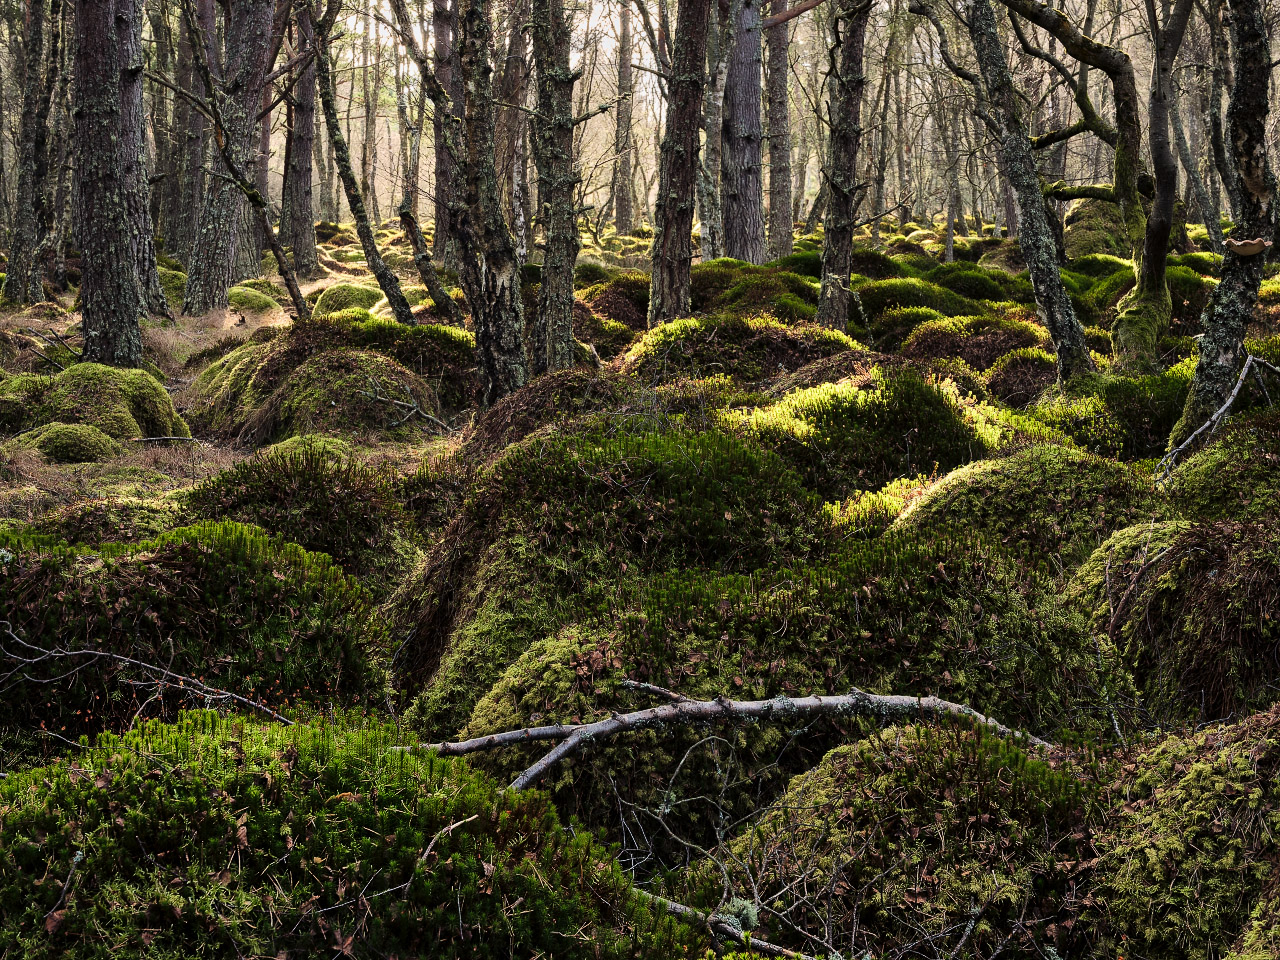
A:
0;363;189;441
1166;409;1280;523
900;313;1047;370
313;282;384;316
623;314;859;385
731;366;989;498
1174;251;1224;277
895;445;1162;567
0;713;690;959
16;422;122;463
227;284;278;313
158;267;186;309
236;277;290;304
1167;264;1216;332
1092;707;1280;960
1069;253;1133;279
714;271;820;322
1064;197;1129;258
772;249;822;277
863;304;946;349
26;494;186;544
0;521;383;734
984;345;1058;405
923;262;1007;301
573;260;619;288
824;473;931;538
856;278;985;325
574;302;638;359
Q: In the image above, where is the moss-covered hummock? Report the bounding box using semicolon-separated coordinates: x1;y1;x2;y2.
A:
227;285;279;313
1064;198;1129;259
26;494;186;544
0;522;382;734
856;277;986;324
0;714;692;959
1166;408;1280;522
16;422;123;463
0;363;189;441
985;346;1058;405
900;312;1048;370
313;282;384;316
895;444;1161;566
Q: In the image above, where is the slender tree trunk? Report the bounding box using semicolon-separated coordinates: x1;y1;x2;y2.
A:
284;13;320;276
314;11;416;325
432;0;462;264
647;0;713;324
720;0;766;262
1170;93;1222;254
764;0;791;258
182;0;273;314
695;0;733;261
529;0;579;375
75;0;143;366
961;0;1093;379
814;0;870;331
493;0;532;227
6;0;51;305
613;0;635;235
1171;0;1274;445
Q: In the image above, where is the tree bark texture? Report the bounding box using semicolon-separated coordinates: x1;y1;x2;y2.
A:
6;0;52;305
74;0;143;366
647;0;714;325
612;0;635;235
432;0;463;264
764;0;791;258
283;12;320;277
720;0;766;262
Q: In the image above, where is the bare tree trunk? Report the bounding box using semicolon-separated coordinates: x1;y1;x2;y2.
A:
647;0;713;324
6;0;52;305
119;0;167;314
314;8;416;325
432;0;462;264
720;0;766;262
182;0;272;314
764;0;791;258
814;0;870;332
612;0;634;235
695;0;733;262
361;0;381;223
283;10;320;277
1171;0;1274;445
492;0;532;227
75;0;142;366
529;0;580;375
1170;93;1222;254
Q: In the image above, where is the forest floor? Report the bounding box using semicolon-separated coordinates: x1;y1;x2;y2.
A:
2;209;1280;959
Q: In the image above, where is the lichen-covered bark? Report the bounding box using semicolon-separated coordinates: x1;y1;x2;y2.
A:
647;0;714;326
964;0;1093;380
530;0;581;375
432;0;463;266
182;0;272;315
764;0;792;259
74;0;143;367
6;0;52;305
612;0;635;235
1170;0;1275;446
119;0;168;316
720;0;766;263
314;15;416;326
694;0;734;262
1170;95;1223;254
814;0;870;333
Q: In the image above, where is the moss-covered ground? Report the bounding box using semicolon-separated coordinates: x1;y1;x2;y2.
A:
3;219;1279;958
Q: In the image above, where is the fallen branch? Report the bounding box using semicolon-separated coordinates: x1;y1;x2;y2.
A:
0;621;293;725
635;890;817;960
357;376;457;433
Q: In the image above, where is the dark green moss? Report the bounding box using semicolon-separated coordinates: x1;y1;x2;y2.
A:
0;363;189;441
17;422;122;463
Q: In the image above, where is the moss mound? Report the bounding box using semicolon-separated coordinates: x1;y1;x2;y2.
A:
187;315;476;441
26;495;186;544
1064;198;1129;258
678;725;1093;958
1166;408;1280;522
158;267;186;309
923;262;1009;301
1028;359;1195;458
186;439;409;572
732;366;990;498
0;363;189;441
17;422;123;463
985;346;1058;405
857;278;985;324
0;522;382;734
0;714;689;959
313;282;384;316
581;270;650;330
895;445;1161;566
227;285;278;313
572;299;635;359
901;312;1047;370
1091;705;1280;960
1072;519;1280;724
712;270;821;322
623;315;859;386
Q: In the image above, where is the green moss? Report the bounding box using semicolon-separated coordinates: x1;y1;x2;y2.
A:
26;495;186;544
1166;263;1216;333
1069;253;1133;279
0;363;189;441
16;422;123;463
227;285;279;313
856;278;986;326
895;445;1161;567
677;725;1094;957
864;305;946;349
900;312;1047;370
1071;519;1280;724
1174;251;1224;277
1166;409;1280;523
0;713;689;959
573;301;637;359
923;262;1008;301
1092;707;1280;960
236;277;290;305
713;271;820;322
186;438;410;575
313;282;384;316
580;270;650;330
158;267;186;309
824;473;931;538
731;366;990;498
772;249;822;277
1064;197;1129;258
573;260;619;288
0;522;383;734
984;346;1058;405
623;314;859;385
